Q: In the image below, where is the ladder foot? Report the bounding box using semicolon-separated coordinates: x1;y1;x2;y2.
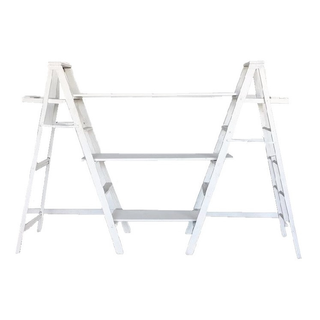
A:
290;227;302;259
115;248;124;255
16;238;23;254
281;228;287;237
185;243;196;255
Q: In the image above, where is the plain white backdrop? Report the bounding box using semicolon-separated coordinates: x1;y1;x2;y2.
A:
1;0;319;319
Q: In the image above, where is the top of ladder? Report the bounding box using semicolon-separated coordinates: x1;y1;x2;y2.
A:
23;60;287;103
48;62;71;68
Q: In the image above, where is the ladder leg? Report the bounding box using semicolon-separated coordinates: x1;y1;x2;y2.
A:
63;67;131;236
57;67;124;254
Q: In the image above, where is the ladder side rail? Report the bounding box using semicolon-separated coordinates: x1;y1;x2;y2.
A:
186;64;256;254
64;69;130;233
257;67;301;259
16;69;54;253
38;72;60;231
56;67;124;254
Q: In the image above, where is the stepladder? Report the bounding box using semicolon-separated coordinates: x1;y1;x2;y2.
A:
16;61;301;258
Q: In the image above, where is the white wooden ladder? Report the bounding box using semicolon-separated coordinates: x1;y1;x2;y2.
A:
16;61;301;258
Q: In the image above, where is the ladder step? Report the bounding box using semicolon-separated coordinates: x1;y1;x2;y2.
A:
43;122;75;128
113;209;198;222
262;127;271;131
36;158;50;171
103;182;112;194
24;214;42;231
202;182;209;195
23;96;65;104
273;185;285;196
91;153;233;161
83;126;93;131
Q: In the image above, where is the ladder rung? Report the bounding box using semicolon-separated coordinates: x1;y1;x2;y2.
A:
103;182;112;194
43;122;75;128
113;209;198;221
262;127;271;131
24;214;42;231
83;126;93;131
36;158;50;171
23;96;65;104
91;153;233;161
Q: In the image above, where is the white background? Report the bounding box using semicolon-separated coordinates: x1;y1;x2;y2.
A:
0;0;319;319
